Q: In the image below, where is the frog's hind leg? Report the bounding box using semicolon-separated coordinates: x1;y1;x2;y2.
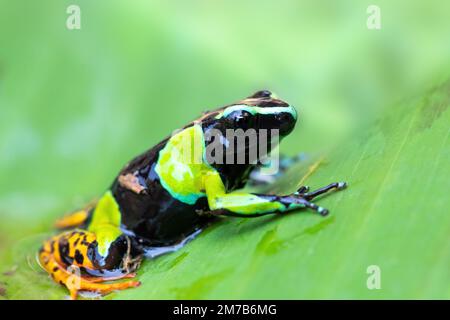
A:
38;231;141;299
54;201;96;229
39;249;140;300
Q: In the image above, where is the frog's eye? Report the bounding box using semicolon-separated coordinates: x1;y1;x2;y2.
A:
249;90;272;99
230;110;254;129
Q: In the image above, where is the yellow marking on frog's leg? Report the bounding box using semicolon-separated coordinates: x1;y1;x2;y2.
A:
203;171;342;216
39;250;139;300
54;200;96;229
204;172;287;216
88;191;123;257
38;230;141;300
39;192;143;299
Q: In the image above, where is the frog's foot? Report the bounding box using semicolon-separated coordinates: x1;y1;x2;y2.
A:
40;250;140;299
290;182;347;216
39;231;141;299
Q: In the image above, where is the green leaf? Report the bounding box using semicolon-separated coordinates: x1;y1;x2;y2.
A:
1;81;449;300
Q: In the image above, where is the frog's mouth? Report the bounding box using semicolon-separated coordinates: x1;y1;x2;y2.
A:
255;108;297;137
277;109;297;136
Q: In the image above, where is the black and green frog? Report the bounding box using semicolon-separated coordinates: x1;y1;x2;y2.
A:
38;90;347;299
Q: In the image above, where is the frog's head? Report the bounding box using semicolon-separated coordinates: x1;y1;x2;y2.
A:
212;90;297;138
199;90;297;167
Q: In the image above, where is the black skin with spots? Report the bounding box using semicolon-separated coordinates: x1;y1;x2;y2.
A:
74;250;84;264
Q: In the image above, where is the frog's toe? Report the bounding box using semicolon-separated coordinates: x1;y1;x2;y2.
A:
295;185;310;194
67;275;141;300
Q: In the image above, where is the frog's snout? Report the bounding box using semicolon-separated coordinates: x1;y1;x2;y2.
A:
277;109;297;136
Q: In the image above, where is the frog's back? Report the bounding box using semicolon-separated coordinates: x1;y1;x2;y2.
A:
111;127;212;246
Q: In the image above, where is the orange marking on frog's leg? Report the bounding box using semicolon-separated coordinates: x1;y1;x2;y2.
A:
67;275;141;300
55;201;96;229
38;231;141;300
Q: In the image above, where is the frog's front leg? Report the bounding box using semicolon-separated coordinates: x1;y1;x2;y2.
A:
204;172;346;217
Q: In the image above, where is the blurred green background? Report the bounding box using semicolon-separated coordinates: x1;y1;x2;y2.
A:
0;0;449;299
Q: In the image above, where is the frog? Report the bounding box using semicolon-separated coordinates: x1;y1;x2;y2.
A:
38;90;347;299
